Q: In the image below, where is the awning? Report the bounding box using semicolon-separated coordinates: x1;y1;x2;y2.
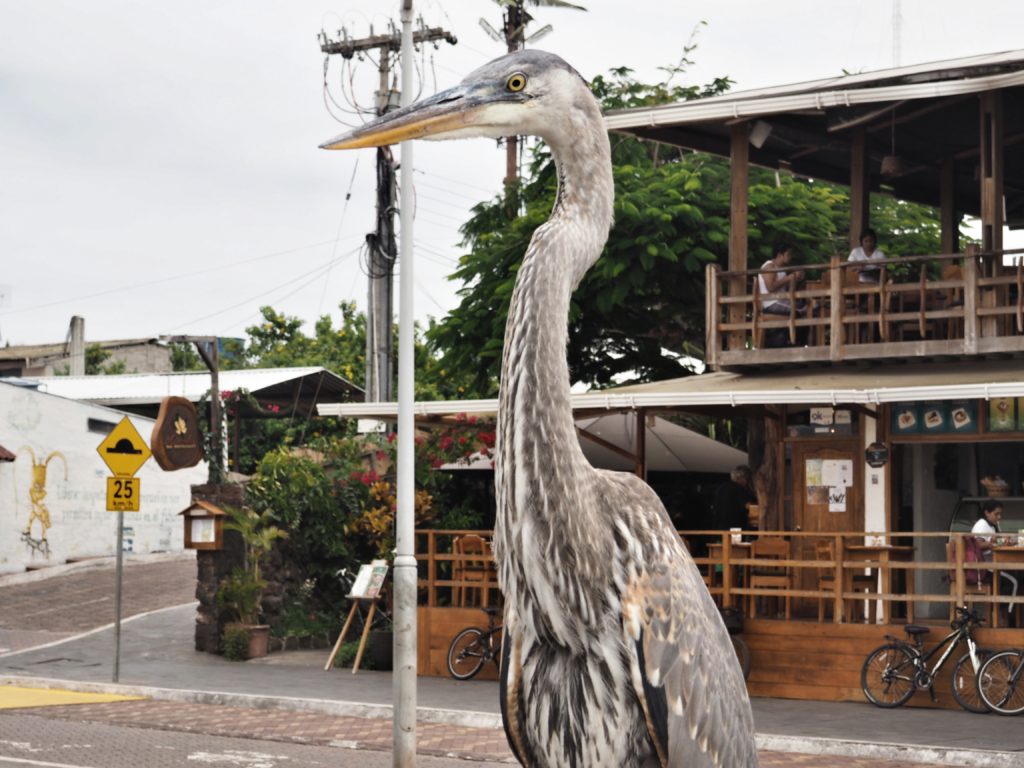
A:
438;414;746;474
317;360;1024;420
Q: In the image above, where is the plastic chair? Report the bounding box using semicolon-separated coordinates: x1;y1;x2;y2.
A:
748;537;792;619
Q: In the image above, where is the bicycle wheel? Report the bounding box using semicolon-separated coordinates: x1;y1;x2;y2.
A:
978;649;1024;715
861;643;917;708
447;627;487;680
951;650;992;714
732;637;751;681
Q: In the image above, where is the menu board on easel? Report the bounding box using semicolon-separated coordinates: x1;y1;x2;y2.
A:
348;561;389;599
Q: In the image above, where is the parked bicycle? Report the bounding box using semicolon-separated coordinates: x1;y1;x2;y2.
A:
978;647;1024;715
860;606;991;713
447;606;503;680
720;606;751;681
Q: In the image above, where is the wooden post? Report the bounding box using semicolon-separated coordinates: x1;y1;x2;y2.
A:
979;91;1004;255
722;533;734;610
940;156;958;254
963;246;979;353
728;123;750;351
426;530;437;608
829;256;843;361
849;128;869;250
833;534;844;624
705;264;720;368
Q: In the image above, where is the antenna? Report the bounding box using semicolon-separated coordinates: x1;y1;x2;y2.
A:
524;24;552;45
479;18;503;42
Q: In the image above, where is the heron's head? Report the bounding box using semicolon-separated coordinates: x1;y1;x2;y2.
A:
320;50;592;150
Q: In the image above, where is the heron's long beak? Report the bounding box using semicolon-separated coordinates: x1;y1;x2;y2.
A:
320;82;508;150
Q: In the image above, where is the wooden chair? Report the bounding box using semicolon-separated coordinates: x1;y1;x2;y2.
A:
748;537;792;619
815;540;876;623
453;534;494;608
945;540;993;624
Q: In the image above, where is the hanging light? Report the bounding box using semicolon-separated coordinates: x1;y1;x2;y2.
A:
880;107;906;177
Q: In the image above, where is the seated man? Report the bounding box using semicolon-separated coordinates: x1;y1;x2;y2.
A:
758;241;807;346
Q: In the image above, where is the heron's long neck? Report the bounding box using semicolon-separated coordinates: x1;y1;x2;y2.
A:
496;114;613;528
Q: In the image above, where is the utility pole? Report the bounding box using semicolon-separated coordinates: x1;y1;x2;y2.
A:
320;22;456;403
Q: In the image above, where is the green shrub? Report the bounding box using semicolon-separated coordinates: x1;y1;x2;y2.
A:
222;623;251;661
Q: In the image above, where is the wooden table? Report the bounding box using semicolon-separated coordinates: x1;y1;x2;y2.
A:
707;541;751;610
991;545;1024;628
845;544;915;624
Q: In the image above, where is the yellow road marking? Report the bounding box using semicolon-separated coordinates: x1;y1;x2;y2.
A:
0;686;144;710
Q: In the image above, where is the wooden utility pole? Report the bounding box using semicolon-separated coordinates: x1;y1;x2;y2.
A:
319;22;456;403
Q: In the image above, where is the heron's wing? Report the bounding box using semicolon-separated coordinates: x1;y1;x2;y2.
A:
621;525;758;766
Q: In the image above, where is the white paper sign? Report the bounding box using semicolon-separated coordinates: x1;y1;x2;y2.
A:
810;407;834;425
828;486;846;512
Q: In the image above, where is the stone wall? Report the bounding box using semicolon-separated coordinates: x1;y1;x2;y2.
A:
191;482;245;654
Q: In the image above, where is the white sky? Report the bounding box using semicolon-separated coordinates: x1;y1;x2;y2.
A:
2;0;1023;347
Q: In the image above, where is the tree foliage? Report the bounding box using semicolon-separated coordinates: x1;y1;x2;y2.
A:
427;61;950;395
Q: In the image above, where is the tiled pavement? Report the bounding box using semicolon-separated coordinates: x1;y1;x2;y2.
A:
9;698;941;767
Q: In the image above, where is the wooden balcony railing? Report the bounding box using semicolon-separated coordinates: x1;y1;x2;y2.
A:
706;248;1024;368
416;528;1024;627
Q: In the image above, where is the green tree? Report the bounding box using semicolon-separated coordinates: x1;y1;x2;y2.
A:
428;62;951;395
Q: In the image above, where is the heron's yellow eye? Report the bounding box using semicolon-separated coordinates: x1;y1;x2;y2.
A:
506;73;527;92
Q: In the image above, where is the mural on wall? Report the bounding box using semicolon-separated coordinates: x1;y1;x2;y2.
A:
16;446;67;558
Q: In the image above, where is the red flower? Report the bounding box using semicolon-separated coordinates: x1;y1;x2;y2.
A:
458;436;467;444
439;436;453;450
387;433;397;444
375;450;388;461
467;415;477;425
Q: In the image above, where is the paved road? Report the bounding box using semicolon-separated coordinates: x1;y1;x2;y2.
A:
0;701;954;768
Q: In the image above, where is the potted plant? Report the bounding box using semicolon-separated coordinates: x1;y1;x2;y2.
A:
216;505;287;659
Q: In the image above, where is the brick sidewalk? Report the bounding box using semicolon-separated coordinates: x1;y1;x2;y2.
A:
9;699;941;767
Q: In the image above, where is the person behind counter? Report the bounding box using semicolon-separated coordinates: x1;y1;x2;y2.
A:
713;465;757;532
972;499;1020;627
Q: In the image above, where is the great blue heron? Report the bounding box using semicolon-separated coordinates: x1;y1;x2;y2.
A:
322;50;758;768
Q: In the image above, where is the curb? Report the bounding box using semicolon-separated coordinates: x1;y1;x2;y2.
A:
3;675;1019;766
756;733;1023;768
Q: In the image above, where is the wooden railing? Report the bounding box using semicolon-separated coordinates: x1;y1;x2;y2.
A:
706;248;1024;368
416;528;1024;628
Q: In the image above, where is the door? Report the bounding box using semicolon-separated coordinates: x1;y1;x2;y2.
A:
791;443;863;604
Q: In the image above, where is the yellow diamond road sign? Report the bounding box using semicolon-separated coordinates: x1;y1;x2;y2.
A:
97;416;152;477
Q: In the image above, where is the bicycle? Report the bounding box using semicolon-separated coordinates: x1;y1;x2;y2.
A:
720;606;751;681
446;606;503;680
860;606;991;713
978;647;1024;715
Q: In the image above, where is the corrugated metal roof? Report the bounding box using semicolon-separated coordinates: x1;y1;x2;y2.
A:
604;50;1024;131
28;367;360;406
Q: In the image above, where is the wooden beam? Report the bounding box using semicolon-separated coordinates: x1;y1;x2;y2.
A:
979;91;1004;254
849;129;869;251
940;156;958;254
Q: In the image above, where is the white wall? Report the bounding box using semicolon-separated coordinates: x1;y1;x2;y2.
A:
0;382;207;574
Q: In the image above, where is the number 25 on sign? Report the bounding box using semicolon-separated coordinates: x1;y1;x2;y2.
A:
106;476;140;512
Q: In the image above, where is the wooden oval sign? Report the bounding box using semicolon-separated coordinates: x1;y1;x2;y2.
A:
151;396;204;471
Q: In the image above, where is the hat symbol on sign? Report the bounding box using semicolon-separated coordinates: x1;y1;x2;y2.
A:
107;438;142;455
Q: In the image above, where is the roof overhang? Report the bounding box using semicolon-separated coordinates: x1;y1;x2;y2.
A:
602;50;1024;222
318;361;1024;420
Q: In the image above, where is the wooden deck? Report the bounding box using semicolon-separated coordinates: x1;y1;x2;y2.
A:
706;248;1024;369
415;529;1024;708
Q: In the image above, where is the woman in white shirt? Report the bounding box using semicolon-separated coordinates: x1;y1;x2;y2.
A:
971;499;1019;625
848;227;885;284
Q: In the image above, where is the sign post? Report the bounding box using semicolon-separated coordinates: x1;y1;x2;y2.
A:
96;416;152;682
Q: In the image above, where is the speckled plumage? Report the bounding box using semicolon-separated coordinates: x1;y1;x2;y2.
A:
322;48;758;768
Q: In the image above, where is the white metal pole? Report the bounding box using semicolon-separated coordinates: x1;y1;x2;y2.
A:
393;1;417;765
